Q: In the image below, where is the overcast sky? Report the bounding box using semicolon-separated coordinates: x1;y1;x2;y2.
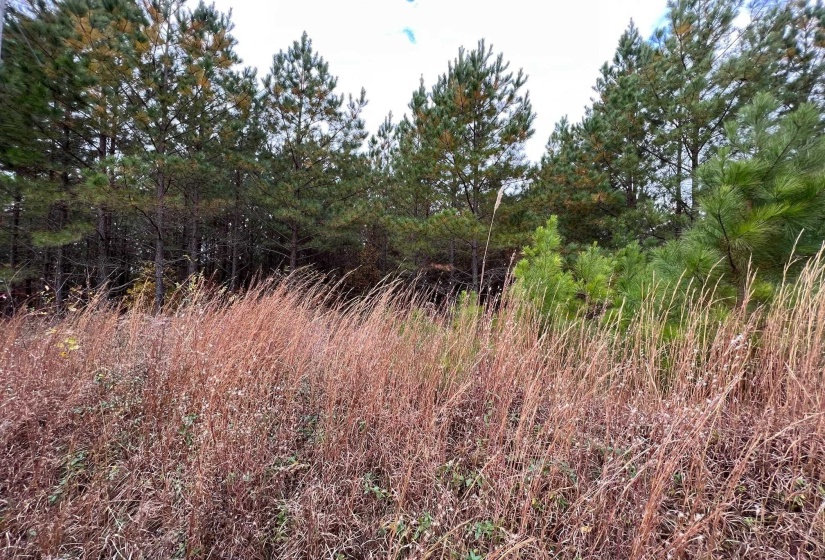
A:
200;0;668;161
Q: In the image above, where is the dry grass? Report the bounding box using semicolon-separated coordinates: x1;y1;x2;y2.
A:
1;262;824;560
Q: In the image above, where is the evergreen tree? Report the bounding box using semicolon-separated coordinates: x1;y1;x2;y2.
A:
4;0;825;311
531;117;617;246
743;0;825;113
514;216;651;320
259;32;367;271
172;2;241;280
588;22;665;245
113;0;240;311
512;216;578;316
388;82;447;283
0;0;103;306
68;0;144;290
654;94;825;303
217;66;262;291
642;0;755;224
395;40;534;291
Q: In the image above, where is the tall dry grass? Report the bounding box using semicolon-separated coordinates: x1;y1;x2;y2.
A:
0;262;823;559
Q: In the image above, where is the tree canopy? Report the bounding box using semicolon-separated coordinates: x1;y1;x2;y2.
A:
1;0;824;313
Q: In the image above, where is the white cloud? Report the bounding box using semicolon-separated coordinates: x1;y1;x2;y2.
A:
199;0;668;161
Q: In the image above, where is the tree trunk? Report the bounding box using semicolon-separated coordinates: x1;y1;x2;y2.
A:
675;141;684;237
55;230;65;308
154;38;173;314
230;222;239;291
675;142;683;217
97;208;110;288
690;144;700;218
10;190;20;269
229;170;241;291
55;113;71;308
96;132;110;289
471;238;479;293
187;191;199;278
449;239;456;290
154;172;165;314
4;190;20;313
289;223;298;270
626;176;637;209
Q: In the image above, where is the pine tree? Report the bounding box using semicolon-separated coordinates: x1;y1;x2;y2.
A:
531;23;666;250
514;216;651;320
102;0;242;311
395;40;534;291
589;22;666;245
68;0;155;290
388;82;446;282
259;32;367;271
217;67;262;291
0;2;52;300
172;2;241;280
642;0;757;225
654;94;825;304
513;216;578;316
0;0;103;306
357;113;399;284
743;0;825;113
531;117;617;246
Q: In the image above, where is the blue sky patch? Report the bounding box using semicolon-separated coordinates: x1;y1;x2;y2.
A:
402;27;416;44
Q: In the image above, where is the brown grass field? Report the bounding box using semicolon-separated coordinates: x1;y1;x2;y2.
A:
1;262;824;559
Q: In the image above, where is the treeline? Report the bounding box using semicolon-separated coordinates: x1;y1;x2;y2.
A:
1;0;824;313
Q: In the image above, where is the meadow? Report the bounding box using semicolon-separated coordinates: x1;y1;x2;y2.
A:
1;263;824;559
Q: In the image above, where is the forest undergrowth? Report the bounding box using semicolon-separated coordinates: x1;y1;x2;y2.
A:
1;262;824;559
